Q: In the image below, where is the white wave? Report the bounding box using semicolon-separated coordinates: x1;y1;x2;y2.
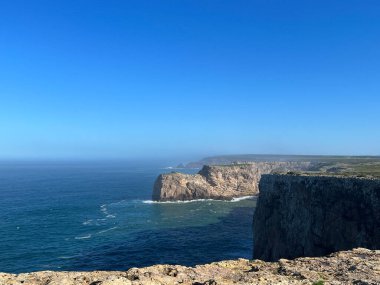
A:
75;234;92;240
100;205;108;214
143;196;256;204
100;204;116;218
231;196;256;202
97;226;118;234
82;219;93;225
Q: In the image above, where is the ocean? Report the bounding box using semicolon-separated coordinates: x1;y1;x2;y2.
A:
0;161;256;273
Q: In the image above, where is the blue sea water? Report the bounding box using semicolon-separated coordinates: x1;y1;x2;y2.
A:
0;161;256;273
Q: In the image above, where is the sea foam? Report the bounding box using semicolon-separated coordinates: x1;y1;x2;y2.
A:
97;226;118;234
142;196;255;204
75;234;92;240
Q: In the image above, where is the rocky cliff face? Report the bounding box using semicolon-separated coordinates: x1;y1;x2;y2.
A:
1;248;378;284
253;174;380;261
153;162;311;201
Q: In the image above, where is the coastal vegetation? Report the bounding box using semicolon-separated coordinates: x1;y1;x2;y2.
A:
185;154;380;178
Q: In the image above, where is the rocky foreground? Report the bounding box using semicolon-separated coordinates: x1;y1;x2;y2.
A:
0;248;379;285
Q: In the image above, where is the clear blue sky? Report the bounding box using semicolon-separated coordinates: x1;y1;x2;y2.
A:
1;0;379;160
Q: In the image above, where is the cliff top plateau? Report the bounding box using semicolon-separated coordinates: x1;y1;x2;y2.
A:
181;154;380;174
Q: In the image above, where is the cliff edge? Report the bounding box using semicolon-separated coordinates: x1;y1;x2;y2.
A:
153;162;310;201
253;174;380;261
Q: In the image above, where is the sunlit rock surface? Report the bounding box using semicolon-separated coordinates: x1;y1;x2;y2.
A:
153;162;310;201
0;248;378;284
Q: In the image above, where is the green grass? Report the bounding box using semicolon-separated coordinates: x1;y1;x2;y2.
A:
281;161;380;178
200;155;380;178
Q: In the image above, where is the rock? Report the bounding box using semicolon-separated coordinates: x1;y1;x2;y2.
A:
153;162;310;201
0;248;379;284
253;174;380;261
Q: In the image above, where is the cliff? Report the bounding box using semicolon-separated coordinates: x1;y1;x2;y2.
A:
1;248;378;284
253;174;380;261
153;162;310;201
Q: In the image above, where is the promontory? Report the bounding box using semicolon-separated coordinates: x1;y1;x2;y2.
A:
152;162;310;201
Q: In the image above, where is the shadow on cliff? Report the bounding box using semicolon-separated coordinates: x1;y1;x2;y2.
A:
64;206;254;271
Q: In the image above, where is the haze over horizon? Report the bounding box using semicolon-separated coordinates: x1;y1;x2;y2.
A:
1;1;380;160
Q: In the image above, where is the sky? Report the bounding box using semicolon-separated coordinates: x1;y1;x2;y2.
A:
0;0;379;160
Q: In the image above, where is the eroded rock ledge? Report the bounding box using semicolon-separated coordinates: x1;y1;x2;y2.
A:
153;162;310;201
1;248;378;285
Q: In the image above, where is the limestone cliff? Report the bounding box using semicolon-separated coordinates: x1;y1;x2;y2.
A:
153;162;310;201
1;248;378;284
253;174;380;261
